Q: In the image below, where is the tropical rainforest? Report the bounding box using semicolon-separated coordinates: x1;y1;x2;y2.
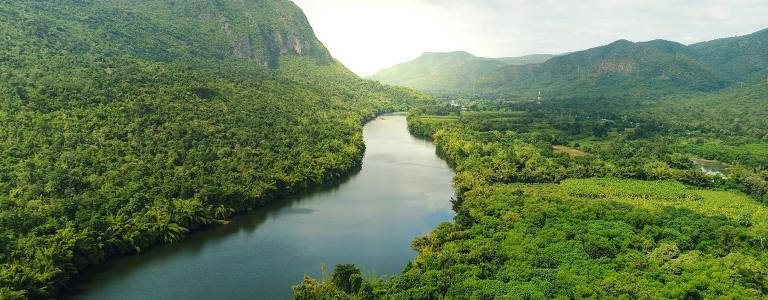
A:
1;1;767;300
293;28;768;299
0;1;430;299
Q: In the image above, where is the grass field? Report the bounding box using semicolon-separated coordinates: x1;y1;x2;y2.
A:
553;145;589;157
515;178;767;227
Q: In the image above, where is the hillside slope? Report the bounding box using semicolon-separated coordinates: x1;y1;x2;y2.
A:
480;39;727;99
370;29;768;99
633;72;768;140
690;28;768;83
0;1;429;299
368;52;554;93
0;0;333;67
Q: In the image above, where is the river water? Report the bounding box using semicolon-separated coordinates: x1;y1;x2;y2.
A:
64;113;455;300
692;158;730;177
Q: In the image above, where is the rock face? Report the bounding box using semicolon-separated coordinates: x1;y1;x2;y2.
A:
213;0;334;67
0;0;333;68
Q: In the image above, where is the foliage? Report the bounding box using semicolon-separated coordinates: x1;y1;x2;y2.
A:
633;78;768;142
293;264;383;300
369;28;768;100
690;28;768;82
0;1;432;298
297;180;768;299
296;74;767;298
369;52;553;95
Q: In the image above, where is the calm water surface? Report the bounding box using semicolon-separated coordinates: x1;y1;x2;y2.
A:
692;158;730;176
64;113;455;300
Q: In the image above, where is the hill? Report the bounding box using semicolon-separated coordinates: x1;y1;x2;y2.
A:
633;72;768;140
0;0;334;67
690;28;768;83
479;39;727;99
0;1;429;299
368;52;554;94
495;54;559;65
370;28;768;99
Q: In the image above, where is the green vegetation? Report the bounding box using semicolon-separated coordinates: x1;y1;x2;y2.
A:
3;1;767;299
297;45;768;297
369;29;768;99
634;77;768;142
690;28;768;82
295;105;768;298
0;1;430;299
368;52;554;96
402;180;768;299
295;178;768;299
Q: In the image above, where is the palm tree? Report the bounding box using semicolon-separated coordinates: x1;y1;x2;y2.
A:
145;205;188;243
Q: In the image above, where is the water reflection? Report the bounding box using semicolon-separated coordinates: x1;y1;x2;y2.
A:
692;158;730;176
65;114;455;300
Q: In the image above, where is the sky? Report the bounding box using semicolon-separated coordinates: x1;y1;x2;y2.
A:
291;0;768;76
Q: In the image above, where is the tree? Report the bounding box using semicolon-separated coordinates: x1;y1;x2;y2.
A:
331;264;361;294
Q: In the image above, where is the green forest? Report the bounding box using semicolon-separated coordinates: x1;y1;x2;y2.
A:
368;29;768;100
293;88;768;298
0;1;430;299
2;1;768;300
292;29;768;300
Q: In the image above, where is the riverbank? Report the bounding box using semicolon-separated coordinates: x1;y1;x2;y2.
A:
64;114;455;300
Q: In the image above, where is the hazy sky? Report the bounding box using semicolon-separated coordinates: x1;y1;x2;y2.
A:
292;0;768;76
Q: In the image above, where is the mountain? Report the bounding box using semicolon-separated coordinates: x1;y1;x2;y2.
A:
371;28;768;99
495;54;559;65
368;52;554;93
690;28;768;82
634;71;768;140
0;1;429;299
478;39;727;99
0;0;337;68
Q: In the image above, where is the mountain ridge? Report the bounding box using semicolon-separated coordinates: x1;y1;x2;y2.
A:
0;0;334;68
370;28;768;98
368;52;555;94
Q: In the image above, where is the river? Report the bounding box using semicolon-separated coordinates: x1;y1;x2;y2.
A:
63;113;455;300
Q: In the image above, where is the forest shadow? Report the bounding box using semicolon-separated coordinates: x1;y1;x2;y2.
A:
63;167;363;297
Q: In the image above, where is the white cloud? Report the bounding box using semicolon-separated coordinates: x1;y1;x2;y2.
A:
291;0;768;76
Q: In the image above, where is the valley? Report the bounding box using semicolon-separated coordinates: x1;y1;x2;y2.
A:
0;1;431;298
293;25;768;300
64;114;454;300
0;1;766;300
